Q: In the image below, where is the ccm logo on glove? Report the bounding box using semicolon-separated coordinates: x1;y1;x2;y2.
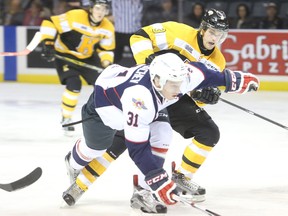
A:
146;172;168;185
230;72;237;91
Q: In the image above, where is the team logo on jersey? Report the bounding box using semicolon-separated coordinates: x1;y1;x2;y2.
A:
63;65;69;72
132;98;147;110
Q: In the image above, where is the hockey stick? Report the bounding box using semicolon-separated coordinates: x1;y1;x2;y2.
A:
172;194;222;216
62;117;93;127
55;54;103;73
0;32;42;56
219;98;288;130
0;167;42;192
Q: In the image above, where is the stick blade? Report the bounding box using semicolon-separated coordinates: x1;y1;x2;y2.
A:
0;167;42;192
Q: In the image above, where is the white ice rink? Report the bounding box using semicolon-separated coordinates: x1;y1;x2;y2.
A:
0;82;287;216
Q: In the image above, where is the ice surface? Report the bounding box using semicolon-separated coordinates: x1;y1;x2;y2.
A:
0;83;287;216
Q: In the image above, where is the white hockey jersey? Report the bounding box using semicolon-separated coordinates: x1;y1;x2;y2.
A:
94;62;226;174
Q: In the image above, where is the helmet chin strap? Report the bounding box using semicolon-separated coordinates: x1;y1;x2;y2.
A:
197;32;206;51
152;79;166;100
197;31;214;56
89;15;101;26
154;86;166;103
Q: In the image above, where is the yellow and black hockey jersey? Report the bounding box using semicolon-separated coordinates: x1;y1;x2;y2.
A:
40;9;115;63
130;21;226;72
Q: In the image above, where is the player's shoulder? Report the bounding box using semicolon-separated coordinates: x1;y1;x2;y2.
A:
100;17;115;29
55;9;88;23
212;47;226;70
213;47;225;58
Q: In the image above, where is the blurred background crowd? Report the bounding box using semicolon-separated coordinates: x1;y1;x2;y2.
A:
0;0;288;29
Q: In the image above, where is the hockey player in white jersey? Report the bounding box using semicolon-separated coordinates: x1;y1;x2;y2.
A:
62;53;259;213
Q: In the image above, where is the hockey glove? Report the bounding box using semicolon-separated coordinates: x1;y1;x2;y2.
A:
145;168;177;205
224;69;260;94
191;87;221;104
41;39;55;62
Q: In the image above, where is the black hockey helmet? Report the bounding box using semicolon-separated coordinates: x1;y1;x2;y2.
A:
89;0;110;6
200;8;229;32
199;8;229;44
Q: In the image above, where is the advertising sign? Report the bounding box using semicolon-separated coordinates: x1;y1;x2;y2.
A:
221;30;288;76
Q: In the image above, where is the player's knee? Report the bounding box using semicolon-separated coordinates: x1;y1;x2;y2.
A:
208;125;220;146
66;76;82;92
107;131;127;160
197;124;220;147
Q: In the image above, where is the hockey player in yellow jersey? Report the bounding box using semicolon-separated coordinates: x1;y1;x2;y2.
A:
40;0;115;136
131;19;226;71
62;8;252;212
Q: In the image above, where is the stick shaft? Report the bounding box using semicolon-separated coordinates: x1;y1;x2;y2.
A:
55;54;103;73
219;98;288;130
172;194;222;216
62;117;93;127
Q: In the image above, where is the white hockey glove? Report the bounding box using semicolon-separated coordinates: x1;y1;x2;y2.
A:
224;69;260;94
145;168;177;205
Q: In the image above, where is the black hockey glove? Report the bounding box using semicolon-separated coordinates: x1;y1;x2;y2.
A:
41;39;55;62
191;87;221;105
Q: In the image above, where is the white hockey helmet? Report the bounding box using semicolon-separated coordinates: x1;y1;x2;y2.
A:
149;53;187;91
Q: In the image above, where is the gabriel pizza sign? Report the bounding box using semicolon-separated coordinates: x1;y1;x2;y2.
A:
220;30;288;76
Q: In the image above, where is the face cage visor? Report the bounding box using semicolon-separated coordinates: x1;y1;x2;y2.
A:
200;21;229;44
91;3;109;16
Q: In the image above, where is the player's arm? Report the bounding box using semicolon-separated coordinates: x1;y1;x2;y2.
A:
39;18;58;62
185;62;259;94
190;50;226;105
122;86;159;174
130;27;155;64
122;86;177;205
39;18;57;41
97;19;115;68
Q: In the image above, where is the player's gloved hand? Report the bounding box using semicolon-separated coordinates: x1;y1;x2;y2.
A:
224;69;260;94
191;87;221;104
145;168;177;205
145;53;157;64
41;39;55;62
